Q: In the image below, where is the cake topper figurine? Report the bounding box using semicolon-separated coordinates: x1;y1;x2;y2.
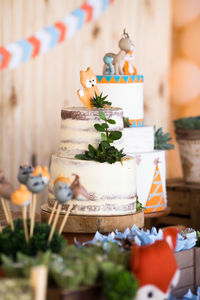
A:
103;29;136;75
123;51;137;75
77;67;100;107
11;185;31;242
0;171;14;230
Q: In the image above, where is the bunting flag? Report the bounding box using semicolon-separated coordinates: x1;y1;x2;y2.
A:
144;159;167;213
0;0;115;70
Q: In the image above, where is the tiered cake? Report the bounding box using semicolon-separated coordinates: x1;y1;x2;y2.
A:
48;106;137;216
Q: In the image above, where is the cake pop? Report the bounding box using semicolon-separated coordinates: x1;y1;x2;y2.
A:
58;174;90;235
48;175;73;243
48;174;71;226
11;185;31;242
17;165;33;184
0;171;14;230
26;170;45;238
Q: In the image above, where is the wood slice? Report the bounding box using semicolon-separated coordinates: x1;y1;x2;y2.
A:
41;204;144;233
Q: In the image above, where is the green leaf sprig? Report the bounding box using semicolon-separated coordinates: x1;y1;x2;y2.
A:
75;112;126;164
91;92;112;108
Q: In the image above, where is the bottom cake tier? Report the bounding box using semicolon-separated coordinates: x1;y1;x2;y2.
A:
48;154;137;216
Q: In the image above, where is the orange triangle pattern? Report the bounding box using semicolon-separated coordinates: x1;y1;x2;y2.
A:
144;163;166;214
97;75;144;84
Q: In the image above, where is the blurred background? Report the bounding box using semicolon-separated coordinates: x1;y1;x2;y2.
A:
0;0;200;188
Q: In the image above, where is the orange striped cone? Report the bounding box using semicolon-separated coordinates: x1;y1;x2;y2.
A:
145;160;166;213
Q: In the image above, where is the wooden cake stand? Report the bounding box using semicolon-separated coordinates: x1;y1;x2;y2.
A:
41;204;144;244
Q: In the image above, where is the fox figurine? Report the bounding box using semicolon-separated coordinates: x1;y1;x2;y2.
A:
123;51;137;75
77;67;100;107
130;228;180;300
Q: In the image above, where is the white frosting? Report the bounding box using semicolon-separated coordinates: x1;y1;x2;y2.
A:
48;155;137;216
97;82;143;120
126;150;166;207
123;126;155;153
59;107;124;158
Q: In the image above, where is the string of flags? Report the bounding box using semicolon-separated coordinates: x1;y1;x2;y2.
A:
0;0;115;71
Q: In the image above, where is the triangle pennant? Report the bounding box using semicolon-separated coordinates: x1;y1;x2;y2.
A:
97;75;103;83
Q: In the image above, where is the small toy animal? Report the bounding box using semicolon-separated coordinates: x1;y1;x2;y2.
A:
104;30;134;75
11;184;31;207
77;67;100;107
123;51;137;75
103;55;115;75
70;174;91;200
130;228;180;300
17;165;33;184
26;174;45;194
0;171;14;200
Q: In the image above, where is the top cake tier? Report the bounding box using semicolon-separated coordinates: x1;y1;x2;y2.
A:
59;107;124;158
97;75;144;127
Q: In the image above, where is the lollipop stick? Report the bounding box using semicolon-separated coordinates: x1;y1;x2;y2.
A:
59;201;73;235
6;201;14;231
22;206;29;243
30;194;37;237
29;194;33;219
0;222;2;233
48;204;61;243
0;197;10;225
48;201;57;225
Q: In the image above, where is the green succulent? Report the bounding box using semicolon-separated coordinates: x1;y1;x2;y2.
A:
154;127;174;150
75;111;126;164
123;117;130;128
174;116;200;130
91;92;112;108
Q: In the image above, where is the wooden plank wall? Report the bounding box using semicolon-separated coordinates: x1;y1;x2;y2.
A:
0;0;171;208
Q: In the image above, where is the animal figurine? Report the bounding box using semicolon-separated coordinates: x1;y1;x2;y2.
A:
103;55;115;75
0;171;14;200
123;51;137;75
77;67;100;107
104;29;134;75
17;165;34;184
70;174;91;200
130;228;180;300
